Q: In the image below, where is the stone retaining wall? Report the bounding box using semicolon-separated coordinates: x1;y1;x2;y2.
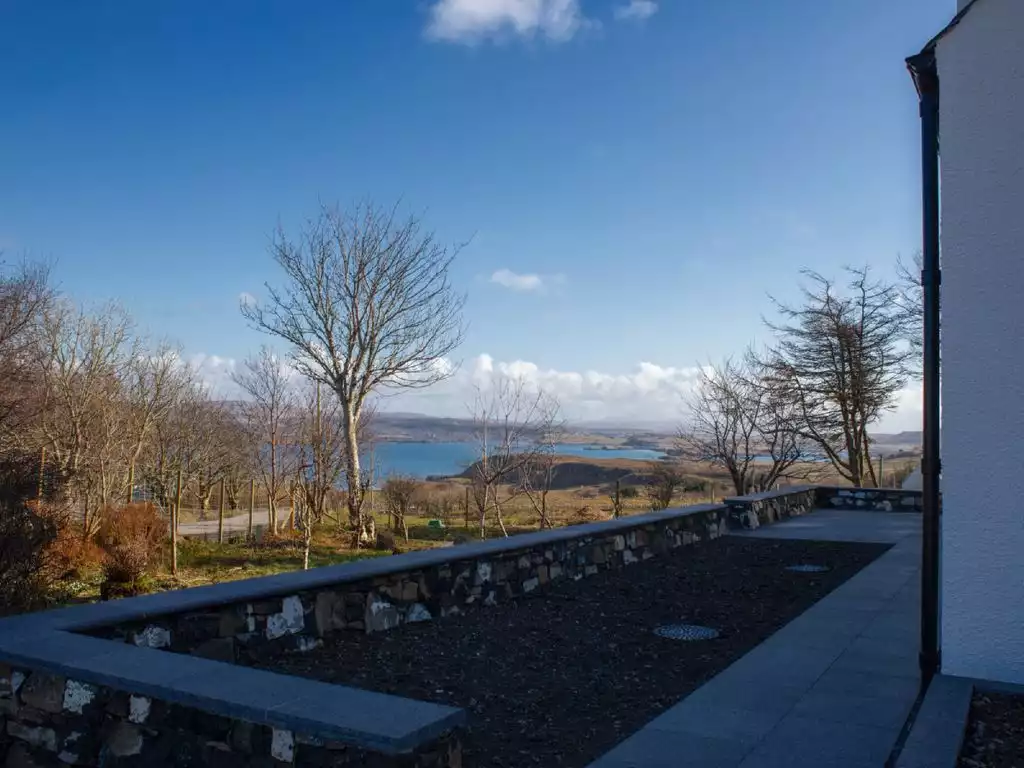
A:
814;486;923;512
723;486;818;531
93;503;740;663
0;664;458;767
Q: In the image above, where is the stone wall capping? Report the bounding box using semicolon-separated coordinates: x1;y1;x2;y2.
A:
0;629;463;755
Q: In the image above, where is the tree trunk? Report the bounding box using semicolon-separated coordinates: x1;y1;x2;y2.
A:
343;402;374;546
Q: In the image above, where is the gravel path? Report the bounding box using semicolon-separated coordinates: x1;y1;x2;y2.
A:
259;537;888;768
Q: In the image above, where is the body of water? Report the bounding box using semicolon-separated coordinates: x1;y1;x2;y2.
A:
366;442;666;480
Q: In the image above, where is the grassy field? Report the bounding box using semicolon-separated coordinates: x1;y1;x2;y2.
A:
55;453;916;606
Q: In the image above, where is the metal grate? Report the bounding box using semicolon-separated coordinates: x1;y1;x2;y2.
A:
653;624;720;641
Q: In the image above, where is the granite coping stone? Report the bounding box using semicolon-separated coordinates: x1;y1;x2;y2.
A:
722;485;818;504
0;627;465;754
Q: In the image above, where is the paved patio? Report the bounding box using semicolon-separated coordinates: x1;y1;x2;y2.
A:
588;510;922;768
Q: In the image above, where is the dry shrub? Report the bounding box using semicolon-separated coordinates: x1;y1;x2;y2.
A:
0;501;55;615
570;505;606;525
0;451;67;614
96;503;167;596
37;499;101;582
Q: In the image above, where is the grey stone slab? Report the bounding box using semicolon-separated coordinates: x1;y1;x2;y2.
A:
649;703;787;743
829;646;920;679
269;685;465;754
861;614;920;643
809;667;920;702
733;510;921;545
790;687;916;730
0;631;123;676
588;729;755;768
681;680;809;718
894;675;973;768
729;638;845;680
74;651;465;755
71;645;236;698
845;636;920;663
738;715;901;768
766;614;870;647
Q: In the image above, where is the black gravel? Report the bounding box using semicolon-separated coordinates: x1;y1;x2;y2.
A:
959;691;1024;768
260;537;889;768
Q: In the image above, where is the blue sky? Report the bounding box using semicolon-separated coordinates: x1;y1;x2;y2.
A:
0;0;953;428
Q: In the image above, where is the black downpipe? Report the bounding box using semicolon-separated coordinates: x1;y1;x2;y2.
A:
908;51;942;683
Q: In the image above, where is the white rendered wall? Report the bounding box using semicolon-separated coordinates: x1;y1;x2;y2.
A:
937;0;1024;684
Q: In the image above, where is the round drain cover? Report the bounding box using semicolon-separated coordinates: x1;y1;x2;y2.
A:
785;564;831;573
653;624;720;641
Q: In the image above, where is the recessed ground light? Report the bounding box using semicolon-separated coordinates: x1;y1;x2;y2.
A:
653;624;720;641
785;564;831;573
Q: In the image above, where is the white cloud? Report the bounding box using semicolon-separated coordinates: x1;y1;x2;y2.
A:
238;292;256;308
386;354;705;423
189;353;238;397
187;348;924;432
490;269;546;292
614;0;657;21
426;0;587;43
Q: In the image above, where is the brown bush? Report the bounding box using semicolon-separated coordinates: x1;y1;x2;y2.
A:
95;503;167;595
39;503;102;582
0;501;55;615
0;451;67;615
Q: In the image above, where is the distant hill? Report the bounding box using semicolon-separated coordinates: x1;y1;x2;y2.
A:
872;431;922;446
438;456;651;490
368;411;673;446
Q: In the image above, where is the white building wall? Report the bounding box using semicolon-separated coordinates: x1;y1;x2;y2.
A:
937;0;1024;684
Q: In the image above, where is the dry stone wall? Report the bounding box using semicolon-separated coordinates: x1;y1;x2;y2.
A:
95;504;737;662
0;664;458;767
814;486;923;512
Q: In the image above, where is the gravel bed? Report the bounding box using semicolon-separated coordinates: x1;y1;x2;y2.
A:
959;691;1024;768
259;537;888;767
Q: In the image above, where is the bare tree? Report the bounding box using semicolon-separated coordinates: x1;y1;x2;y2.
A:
121;343;197;500
242;202;465;545
0;259;52;451
896;253;925;368
232;346;297;534
35;301;137;523
295;381;349;528
467;376;549;538
679;359;805;496
519;393;563;529
645;460;686;511
381;475;419;541
758;267;912;487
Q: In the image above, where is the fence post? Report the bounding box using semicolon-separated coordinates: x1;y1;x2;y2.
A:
464;487;470;529
126;463;135;505
37;445;46;507
248;478;255;539
218;477;225;544
614;479;621;519
172;468;182;576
